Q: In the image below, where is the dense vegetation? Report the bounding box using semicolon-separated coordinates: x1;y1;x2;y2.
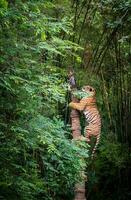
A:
0;0;131;200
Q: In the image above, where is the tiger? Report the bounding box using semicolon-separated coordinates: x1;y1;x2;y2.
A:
69;85;101;159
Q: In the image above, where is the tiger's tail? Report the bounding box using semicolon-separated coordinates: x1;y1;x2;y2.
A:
91;134;100;159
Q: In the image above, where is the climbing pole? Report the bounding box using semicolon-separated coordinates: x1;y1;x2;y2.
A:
68;69;87;200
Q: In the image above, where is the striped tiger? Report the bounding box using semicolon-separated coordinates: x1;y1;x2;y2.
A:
69;85;101;159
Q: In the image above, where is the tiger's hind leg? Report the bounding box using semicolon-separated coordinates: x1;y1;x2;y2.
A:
84;127;91;143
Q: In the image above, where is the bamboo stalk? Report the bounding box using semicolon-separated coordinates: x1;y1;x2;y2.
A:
100;70;112;129
77;0;92;45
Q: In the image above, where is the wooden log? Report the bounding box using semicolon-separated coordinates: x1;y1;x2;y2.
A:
68;69;86;200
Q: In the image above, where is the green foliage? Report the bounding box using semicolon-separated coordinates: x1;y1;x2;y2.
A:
0;0;87;199
0;0;8;9
0;114;88;199
72;90;92;99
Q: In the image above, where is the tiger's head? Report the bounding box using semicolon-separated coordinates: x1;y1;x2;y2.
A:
82;85;96;97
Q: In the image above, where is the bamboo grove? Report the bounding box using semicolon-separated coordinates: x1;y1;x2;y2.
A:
0;0;131;200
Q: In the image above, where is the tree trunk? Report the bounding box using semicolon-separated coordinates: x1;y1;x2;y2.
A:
68;69;86;200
